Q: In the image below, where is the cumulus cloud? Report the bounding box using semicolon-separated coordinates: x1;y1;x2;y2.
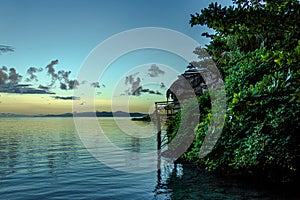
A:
68;80;79;90
60;82;67;90
123;71;163;96
45;60;80;90
0;66;8;84
125;72;140;85
52;96;80;100
58;70;72;84
131;77;141;94
125;75;134;85
148;64;165;77
124;72;143;95
0;65;53;94
8;68;22;84
0;67;22;85
46;59;59;85
0;60;83;94
26;67;43;82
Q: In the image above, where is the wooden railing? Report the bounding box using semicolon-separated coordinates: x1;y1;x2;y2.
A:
154;101;180;116
154;100;181;151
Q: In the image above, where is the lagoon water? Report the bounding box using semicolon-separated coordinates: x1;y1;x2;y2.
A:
0;117;297;199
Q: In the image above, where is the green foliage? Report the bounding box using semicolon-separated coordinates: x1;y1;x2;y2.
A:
168;0;300;182
166;94;211;154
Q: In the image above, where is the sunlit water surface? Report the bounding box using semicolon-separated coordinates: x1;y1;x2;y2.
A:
0;118;298;199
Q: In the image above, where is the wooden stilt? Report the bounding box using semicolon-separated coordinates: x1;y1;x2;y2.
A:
155;102;162;185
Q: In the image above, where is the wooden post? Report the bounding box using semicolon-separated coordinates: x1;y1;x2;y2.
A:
155;102;162;150
155;102;162;185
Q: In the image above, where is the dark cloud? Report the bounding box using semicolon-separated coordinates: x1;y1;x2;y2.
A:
0;66;8;84
132;86;142;96
146;89;162;95
123;71;163;96
0;84;55;94
60;82;67;90
125;72;140;85
148;64;165;77
141;88;150;93
0;67;22;85
8;68;22;84
124;72;142;95
0;59;81;94
155;90;162;95
52;96;80;100
45;60;80;90
132;86;163;96
0;65;53;94
58;70;71;82
160;82;166;88
45;59;59;85
125;75;134;85
38;85;50;90
91;82;100;88
26;67;43;82
57;79;79;90
0;45;14;54
68;79;79;90
131;77;141;94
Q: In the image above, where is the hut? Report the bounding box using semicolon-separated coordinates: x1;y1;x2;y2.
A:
165;64;208;113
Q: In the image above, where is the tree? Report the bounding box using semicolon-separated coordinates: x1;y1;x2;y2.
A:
168;0;300;183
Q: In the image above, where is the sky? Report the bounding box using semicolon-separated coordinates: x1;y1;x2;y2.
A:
0;0;231;115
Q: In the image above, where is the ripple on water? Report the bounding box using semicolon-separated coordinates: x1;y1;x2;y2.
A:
0;118;298;200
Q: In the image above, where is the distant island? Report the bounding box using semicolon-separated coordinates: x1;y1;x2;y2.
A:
131;114;151;122
0;111;148;118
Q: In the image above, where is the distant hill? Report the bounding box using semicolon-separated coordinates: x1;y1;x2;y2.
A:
0;111;147;118
0;113;32;118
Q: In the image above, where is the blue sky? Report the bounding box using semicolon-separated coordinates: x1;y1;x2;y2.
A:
0;0;231;114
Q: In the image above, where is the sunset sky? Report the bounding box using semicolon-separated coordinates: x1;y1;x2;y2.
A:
0;0;231;115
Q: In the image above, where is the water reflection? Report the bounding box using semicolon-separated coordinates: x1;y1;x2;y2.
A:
0;118;80;176
130;137;140;153
0;118;298;199
153;161;300;200
0;125;19;175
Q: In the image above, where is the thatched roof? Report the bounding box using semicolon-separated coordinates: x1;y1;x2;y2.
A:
167;70;205;101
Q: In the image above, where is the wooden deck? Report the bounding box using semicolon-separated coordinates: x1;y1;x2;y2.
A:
154;101;181;151
154;101;180;116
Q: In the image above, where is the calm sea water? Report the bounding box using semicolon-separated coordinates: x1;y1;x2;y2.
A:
0;117;298;200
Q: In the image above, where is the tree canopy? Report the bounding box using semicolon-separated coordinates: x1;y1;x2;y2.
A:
167;0;300;183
